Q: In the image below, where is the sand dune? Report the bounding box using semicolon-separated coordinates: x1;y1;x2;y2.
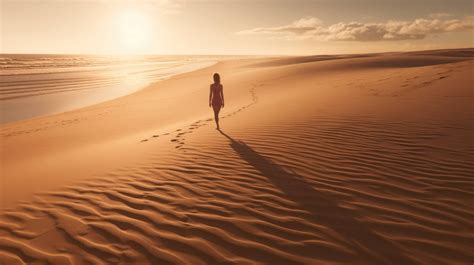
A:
250;48;473;68
1;49;473;264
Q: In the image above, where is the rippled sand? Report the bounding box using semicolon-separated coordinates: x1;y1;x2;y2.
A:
0;49;473;264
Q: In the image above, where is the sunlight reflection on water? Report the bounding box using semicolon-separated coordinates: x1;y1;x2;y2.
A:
0;55;220;124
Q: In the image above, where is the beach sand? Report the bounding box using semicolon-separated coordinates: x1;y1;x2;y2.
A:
0;49;473;264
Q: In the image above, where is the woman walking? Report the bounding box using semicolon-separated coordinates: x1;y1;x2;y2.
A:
209;73;224;129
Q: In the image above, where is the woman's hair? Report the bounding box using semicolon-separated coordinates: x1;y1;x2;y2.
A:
213;73;220;84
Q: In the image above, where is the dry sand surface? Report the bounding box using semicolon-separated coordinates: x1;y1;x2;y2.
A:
0;49;473;264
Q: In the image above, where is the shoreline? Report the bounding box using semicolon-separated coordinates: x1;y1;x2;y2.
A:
0;58;219;124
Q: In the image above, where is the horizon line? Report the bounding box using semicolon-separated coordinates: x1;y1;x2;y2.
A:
1;47;473;57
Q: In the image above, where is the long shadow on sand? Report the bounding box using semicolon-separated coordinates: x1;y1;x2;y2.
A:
218;129;416;265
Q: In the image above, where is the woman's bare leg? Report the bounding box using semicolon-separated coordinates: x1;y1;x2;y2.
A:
213;106;221;129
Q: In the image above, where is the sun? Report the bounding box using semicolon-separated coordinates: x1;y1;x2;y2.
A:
117;9;152;53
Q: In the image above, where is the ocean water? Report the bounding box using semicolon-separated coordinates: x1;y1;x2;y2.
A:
0;54;218;124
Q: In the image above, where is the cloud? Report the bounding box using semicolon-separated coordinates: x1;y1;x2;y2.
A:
429;13;452;19
238;17;322;35
238;15;474;42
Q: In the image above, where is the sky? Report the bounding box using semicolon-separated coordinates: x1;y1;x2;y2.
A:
1;0;473;55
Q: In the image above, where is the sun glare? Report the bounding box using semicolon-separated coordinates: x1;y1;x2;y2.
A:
117;9;152;54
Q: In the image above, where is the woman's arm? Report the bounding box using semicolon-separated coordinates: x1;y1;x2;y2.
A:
221;86;224;107
209;85;213;107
